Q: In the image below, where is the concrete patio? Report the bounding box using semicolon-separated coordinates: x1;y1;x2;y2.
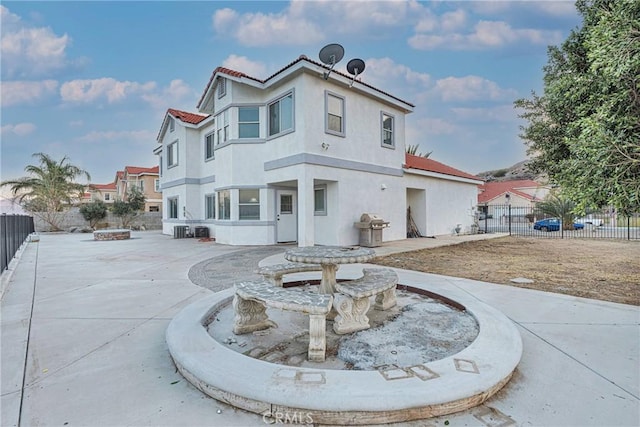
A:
1;231;638;426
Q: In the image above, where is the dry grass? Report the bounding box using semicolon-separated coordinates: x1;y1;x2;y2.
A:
371;237;640;306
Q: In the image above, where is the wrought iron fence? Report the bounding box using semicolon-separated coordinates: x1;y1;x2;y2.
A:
477;204;639;240
1;214;35;273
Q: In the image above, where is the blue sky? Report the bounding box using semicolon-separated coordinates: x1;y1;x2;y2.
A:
1;1;581;187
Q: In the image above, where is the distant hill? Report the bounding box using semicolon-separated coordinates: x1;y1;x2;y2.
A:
477;160;546;183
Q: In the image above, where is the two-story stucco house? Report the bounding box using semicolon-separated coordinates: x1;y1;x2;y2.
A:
155;55;482;246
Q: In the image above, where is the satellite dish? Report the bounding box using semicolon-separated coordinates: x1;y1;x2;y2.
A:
319;43;344;80
346;58;366;87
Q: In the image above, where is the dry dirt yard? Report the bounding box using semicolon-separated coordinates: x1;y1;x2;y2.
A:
371;237;640;306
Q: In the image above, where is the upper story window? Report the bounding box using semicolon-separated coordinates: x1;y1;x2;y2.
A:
104;193;110;201
168;117;175;132
239;189;260;220
239;107;260;138
139;180;145;192
216;110;229;145
205;132;215;160
154;179;160;192
159;156;163;176
167;141;178;168
381;112;395;148
268;92;293;137
217;77;226;98
325;91;345;136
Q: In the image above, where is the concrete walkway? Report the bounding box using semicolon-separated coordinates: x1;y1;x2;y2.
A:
1;231;638;426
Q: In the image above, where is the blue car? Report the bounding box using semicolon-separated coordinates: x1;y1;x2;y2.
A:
533;218;585;232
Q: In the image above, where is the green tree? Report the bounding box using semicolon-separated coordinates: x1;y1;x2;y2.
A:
111;186;146;228
79;200;108;229
515;0;640;214
1;153;91;231
537;193;577;231
406;144;432;158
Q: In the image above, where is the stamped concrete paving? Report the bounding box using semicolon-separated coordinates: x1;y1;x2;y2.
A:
1;231;638;426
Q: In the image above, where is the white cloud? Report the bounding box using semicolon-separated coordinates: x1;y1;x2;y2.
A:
141;79;195;110
1;80;58;107
451;105;520;123
409;19;563;50
0;6;72;78
363;57;431;103
69;120;83;127
1;122;36;137
212;0;424;46
433;76;517;102
60;78;156;104
470;1;577;17
75;130;155;143
420;118;457;135
222;55;268;79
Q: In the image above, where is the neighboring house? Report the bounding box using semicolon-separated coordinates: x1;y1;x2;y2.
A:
88;182;118;204
155;54;482;246
478;179;550;218
121;166;162;212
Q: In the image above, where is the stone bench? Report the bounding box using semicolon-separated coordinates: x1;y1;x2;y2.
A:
256;262;327;287
333;268;398;334
233;281;334;362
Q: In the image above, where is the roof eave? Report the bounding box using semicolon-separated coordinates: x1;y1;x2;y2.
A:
404;167;484;185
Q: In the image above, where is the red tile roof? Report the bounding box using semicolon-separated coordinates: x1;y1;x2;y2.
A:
124;165;159;176
92;183;117;190
477;180;541;204
404;154;481;181
197;55;415;110
168;108;210;125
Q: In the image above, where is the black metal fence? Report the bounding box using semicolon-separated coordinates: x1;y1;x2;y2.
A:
477;204;640;240
1;214;35;273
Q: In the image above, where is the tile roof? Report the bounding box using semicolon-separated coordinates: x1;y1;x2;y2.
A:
168;108;210;125
477;180;542;204
124;165;159;176
197;55;415;110
92;183;117;190
404;154;481;182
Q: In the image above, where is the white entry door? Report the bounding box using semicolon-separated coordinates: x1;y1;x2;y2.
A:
276;191;297;243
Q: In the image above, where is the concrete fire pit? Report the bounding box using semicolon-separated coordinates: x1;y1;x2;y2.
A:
93;229;131;241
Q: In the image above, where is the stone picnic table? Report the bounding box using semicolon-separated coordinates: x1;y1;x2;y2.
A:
284;246;376;294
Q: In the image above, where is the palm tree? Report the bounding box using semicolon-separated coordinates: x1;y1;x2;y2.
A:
1;153;91;231
406;144;432;158
537;193;577;230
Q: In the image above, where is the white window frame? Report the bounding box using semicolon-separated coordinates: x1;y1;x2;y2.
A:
314;186;327;216
138;180;144;192
217;189;230;220
216;110;229;145
104;193;110;201
217;77;226;98
238;189;260;220
205;194;216;220
325;91;345;137
168;117;175;132
205;132;215;160
168;197;178;219
238;106;260;139
167;140;178;168
268;91;294;138
154;179;160;192
381;112;395;148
